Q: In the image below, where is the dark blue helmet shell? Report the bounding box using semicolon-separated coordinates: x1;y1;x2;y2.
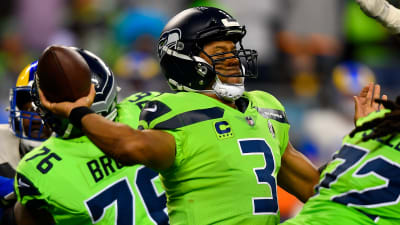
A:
158;7;258;92
31;47;118;138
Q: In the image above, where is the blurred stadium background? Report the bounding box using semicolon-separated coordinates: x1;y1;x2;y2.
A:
1;0;399;221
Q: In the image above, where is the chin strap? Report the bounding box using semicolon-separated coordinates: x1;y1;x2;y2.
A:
212;77;244;101
169;76;245;102
19;138;46;157
20;139;43;151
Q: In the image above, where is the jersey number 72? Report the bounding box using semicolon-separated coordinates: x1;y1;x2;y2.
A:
318;144;400;207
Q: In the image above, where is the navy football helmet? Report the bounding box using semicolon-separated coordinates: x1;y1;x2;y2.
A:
158;7;258;100
31;47;118;138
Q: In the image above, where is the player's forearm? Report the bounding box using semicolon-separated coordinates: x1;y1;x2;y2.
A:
278;143;320;202
278;166;319;203
81;113;144;165
80;113;176;170
288;159;320;202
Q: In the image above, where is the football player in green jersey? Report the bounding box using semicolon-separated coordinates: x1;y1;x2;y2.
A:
12;46;168;225
281;87;400;225
38;7;325;225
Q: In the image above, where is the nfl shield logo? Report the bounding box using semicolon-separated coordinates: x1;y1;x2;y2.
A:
268;120;275;138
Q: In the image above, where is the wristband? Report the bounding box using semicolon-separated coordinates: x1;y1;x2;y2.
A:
69;106;95;129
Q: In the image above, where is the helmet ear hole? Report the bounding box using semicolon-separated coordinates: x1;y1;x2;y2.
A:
177;41;185;51
196;63;208;76
15;91;31;110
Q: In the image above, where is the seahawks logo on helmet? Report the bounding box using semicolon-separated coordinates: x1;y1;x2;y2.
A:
158;28;182;59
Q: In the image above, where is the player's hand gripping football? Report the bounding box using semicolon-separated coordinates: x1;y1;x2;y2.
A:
39;84;96;118
353;83;387;124
355;0;400;33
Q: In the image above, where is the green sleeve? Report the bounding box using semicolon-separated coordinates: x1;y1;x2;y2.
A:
116;91;162;128
342;109;390;144
137;94;187;168
355;109;389;127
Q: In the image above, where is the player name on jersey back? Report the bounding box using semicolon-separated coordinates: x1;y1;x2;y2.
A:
86;155;125;183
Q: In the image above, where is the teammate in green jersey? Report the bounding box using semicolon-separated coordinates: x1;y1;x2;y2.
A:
12;46;168;225
281;85;398;225
280;2;400;223
38;7;324;225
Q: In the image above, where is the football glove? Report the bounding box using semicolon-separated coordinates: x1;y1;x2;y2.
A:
356;0;400;33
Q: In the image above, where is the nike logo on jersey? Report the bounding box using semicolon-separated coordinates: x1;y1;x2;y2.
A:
18;178;30;188
15;173;41;197
143;105;158;112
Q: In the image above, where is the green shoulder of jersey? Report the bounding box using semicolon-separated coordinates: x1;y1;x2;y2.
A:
117;91;162;127
138;90;289;129
245;90;287;120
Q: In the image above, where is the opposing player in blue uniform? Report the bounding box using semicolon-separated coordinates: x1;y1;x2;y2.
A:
1;61;52;176
0;62;52;224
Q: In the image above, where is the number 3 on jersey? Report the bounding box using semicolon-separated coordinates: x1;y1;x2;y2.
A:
239;139;278;214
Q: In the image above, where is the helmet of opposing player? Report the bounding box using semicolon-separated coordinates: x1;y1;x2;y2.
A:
158;7;258;101
9;61;52;155
31;47;118;138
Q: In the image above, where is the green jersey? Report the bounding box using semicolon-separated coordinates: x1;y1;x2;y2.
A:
139;91;290;225
282;110;400;225
14;92;168;225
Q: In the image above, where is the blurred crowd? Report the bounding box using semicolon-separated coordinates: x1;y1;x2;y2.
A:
1;0;400;220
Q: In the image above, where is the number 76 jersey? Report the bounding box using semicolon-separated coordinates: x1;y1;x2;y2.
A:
14;92;168;225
